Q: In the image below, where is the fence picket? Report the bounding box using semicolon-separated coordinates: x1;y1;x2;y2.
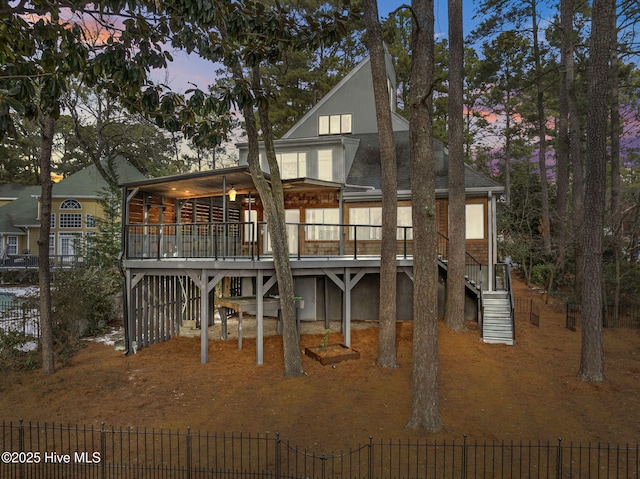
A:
0;421;625;479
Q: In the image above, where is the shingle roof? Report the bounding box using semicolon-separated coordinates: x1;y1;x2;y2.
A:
0;186;40;232
0;184;34;200
345;131;503;194
0;158;145;234
52;157;146;197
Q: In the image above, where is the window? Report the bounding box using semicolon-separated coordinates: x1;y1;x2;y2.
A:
317;149;333;181
60;199;82;210
49;233;55;256
349;207;382;240
60;213;82;228
306;208;339;240
276;152;307;179
50;213;55;228
85;233;97;256
466;204;485;239
59;233;81;257
86;214;96;228
349;206;413;240
243;209;258;242
6;236;18;255
265;209;299;254
318;113;352;135
397;206;413;240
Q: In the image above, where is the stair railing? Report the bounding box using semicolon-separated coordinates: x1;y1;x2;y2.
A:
437;232;483;292
494;262;515;342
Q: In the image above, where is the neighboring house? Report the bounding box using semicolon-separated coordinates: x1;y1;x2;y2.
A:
0;158;146;267
120;53;510;365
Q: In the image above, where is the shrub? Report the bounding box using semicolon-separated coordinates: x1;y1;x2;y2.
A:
530;262;555;290
0;329;39;374
0;270;38;285
52;265;121;339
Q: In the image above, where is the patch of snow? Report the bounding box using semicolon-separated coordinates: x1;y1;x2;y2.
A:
0;286;39;298
84;327;125;347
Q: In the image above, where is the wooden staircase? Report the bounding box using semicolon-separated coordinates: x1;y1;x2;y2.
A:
481;290;515;345
437;233;515;345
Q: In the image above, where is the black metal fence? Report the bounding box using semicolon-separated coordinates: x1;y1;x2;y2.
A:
1;421;639;478
514;298;540;327
565;302;640;331
0;299;39;339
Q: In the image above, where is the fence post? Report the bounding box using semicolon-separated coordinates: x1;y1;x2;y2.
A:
186;426;192;479
462;434;468;479
275;432;281;479
100;422;106;479
18;419;24;479
368;436;373;479
555;437;562;479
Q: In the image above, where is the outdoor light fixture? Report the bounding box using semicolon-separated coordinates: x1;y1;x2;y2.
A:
228;186;237;202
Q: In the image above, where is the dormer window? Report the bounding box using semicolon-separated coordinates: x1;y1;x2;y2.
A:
318;114;352;136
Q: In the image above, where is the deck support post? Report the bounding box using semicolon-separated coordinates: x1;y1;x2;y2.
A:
124;269;134;354
256;270;264;364
200;270;209;364
344;267;351;347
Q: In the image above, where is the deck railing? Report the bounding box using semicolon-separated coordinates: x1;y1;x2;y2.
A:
125;221;417;261
0;255;84;270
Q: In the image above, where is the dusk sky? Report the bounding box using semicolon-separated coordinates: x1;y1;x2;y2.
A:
154;0;474;93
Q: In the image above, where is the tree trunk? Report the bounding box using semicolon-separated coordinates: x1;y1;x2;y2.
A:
578;0;613;382
231;61;303;377
38;115;55;375
567;1;585;300
405;0;443;433
363;0;399;368
251;66;304;377
532;0;551;254
503;91;512;207
444;0;466;331
610;8;621;327
555;0;571;284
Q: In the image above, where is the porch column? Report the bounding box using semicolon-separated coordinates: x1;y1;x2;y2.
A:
339;187;345;256
487;192;495;292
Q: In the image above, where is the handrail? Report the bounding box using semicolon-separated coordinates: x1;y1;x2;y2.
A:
505;263;515;341
437;232;483;292
494;262;515;341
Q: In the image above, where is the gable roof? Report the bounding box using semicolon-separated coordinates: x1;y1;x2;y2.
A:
0;158;145;233
50;157;146;198
0;184;34;201
282;55;409;140
0;186;40;232
345;132;504;197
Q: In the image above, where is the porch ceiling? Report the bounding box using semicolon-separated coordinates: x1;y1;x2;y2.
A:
123;166;343;200
123;166;259;200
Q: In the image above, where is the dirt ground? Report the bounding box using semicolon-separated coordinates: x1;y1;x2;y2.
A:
1;274;640;452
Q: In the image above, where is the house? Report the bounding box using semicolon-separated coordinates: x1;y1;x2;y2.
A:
119;53;510;364
0;158;146;267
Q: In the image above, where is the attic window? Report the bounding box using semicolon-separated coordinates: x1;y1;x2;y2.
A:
60;199;82;210
319;114;352;135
